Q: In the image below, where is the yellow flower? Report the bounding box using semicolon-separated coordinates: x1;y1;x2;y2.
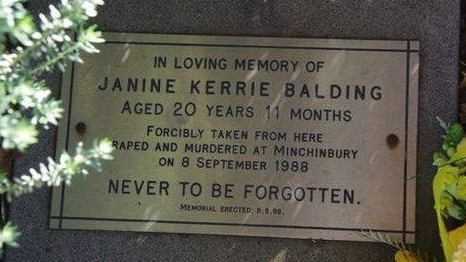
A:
454;240;466;262
394;250;420;262
450;223;466;262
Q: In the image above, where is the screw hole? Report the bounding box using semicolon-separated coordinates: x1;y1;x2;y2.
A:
386;134;399;149
76;122;87;134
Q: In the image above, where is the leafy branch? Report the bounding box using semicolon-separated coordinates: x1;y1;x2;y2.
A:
0;0;104;151
0;139;113;201
0;0;112;256
361;230;430;261
360;230;407;251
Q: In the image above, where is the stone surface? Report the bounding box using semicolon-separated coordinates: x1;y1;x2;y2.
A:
4;0;460;261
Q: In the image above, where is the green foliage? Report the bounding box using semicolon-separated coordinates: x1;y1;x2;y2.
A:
433;122;466;221
435;118;466;165
432;119;466;262
361;230;407;250
0;0;104;151
361;230;431;261
369;119;466;262
0;0;112;256
0;222;20;257
0;139;113;201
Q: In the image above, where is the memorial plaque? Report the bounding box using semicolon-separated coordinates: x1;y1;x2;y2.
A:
49;33;418;243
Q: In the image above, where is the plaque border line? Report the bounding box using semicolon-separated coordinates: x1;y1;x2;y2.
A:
53;37;418;239
103;40;420;53
49;215;415;235
402;41;411;243
56;58;77;230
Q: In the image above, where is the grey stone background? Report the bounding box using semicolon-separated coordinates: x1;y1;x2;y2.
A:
4;0;460;261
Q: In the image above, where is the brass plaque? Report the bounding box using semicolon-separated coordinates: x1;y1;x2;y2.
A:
50;33;418;243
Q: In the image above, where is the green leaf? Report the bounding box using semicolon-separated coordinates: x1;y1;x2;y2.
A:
437;166;459;190
440;191;454;217
437;116;449;132
447;203;466;220
449;138;466;164
444;123;464;149
434;151;449;166
456;176;466;201
0;117;38;151
446;146;457;158
17;15;34;34
434;165;458;262
0;222;21;248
